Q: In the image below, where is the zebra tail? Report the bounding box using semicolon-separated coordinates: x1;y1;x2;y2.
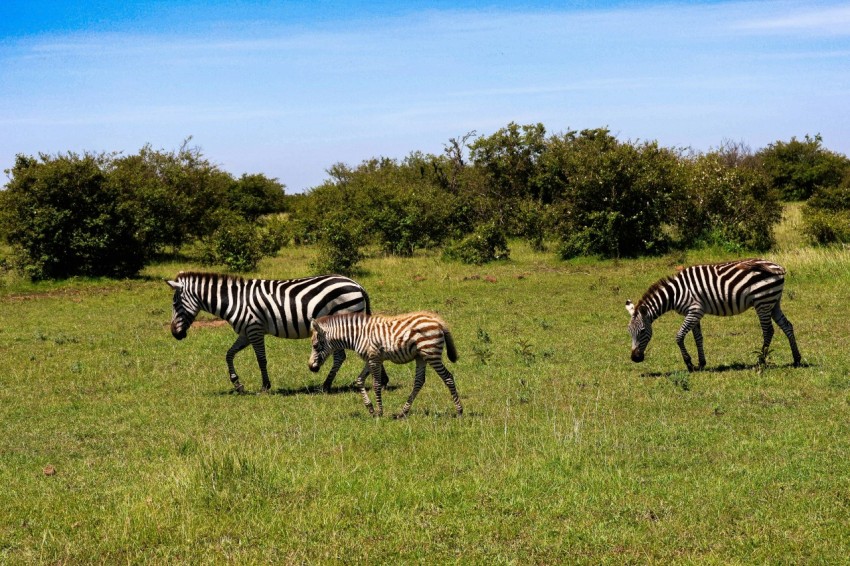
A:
444;330;458;363
363;289;372;315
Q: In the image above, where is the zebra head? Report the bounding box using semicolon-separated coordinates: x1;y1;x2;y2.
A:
308;318;332;373
167;279;199;340
626;299;652;363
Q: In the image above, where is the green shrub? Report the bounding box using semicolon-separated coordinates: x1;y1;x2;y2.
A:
442;222;510;265
671;153;782;252
227;174;287;221
1;153;150;279
548;130;678;259
201;219;265;272
802;176;850;244
755;134;850;201
199;218;277;273
311;219;365;275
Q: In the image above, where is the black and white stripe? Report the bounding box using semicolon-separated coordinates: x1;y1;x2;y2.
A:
308;311;462;418
167;272;386;392
625;259;802;371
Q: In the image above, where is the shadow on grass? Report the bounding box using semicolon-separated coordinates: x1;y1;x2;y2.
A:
640;360;811;379
209;382;402;397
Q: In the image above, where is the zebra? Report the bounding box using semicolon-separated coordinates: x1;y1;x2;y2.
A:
167;272;388;393
625;258;802;371
308;311;463;418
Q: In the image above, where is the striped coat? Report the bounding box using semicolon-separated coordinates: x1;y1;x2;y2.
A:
626;259;802;371
308;311;462;418
167;272;386;392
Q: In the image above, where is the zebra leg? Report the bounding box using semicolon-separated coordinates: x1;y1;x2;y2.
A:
248;330;272;392
354;364;374;415
395;358;427;419
370;359;385;417
676;311;703;372
692;322;707;370
772;302;802;366
322;349;346;392
225;334;250;393
756;305;775;365
428;357;463;416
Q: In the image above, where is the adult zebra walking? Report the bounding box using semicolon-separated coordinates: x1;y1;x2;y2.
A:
167;272;388;393
625;259;802;371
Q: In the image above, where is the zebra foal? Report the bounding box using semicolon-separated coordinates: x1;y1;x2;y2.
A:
167;272;387;393
626;259;802;371
308;311;463;418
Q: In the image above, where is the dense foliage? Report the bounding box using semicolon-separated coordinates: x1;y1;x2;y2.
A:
1;143;286;279
802;172;850;245
1;126;847;279
292;124;826;270
755;134;849;201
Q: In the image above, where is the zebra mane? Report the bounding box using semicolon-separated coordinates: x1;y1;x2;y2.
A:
634;276;674;316
732;258;786;276
177;271;245;283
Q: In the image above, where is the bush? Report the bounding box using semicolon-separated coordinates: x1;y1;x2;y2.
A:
756;134;850;201
1;153;150;279
671;153;782;252
311;219;365;275
227;174;287;221
442;222;510;265
802;175;850;244
548;130;678;259
199;216;287;273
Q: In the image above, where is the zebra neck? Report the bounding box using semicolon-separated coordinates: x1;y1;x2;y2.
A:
187;274;241;320
328;315;369;355
639;280;679;323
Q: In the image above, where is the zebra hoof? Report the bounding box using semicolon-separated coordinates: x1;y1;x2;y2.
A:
233;383;246;394
393;412;408;420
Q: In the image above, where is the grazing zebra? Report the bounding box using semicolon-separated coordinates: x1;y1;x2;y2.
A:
625;259;802;371
308;311;462;418
167;272;388;393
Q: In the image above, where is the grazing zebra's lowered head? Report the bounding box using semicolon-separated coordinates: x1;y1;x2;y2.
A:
625;259;802;371
625;298;652;363
167;276;200;340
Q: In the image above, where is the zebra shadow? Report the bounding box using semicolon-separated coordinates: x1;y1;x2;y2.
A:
640;360;809;379
273;382;403;397
212;382;403;397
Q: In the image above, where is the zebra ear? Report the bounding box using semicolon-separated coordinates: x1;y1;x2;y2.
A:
167;280;183;290
310;318;323;335
625;300;636;317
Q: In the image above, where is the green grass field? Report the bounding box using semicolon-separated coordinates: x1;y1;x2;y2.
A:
2;208;849;563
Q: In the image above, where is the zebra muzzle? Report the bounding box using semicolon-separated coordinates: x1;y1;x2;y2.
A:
631;349;645;363
171;322;187;340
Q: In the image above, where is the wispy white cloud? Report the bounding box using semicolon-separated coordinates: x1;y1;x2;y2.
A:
734;4;850;35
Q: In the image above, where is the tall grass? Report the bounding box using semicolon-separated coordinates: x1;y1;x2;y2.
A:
1;214;849;563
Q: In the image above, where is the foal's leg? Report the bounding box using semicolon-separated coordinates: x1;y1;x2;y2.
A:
395;358;427;419
322;349;346;392
428;357;463;416
354;364;373;415
369;359;385;417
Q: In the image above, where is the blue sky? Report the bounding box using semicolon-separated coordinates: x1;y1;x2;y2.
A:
2;1;849;192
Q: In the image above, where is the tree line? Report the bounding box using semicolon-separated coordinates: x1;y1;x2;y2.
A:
1;125;848;279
